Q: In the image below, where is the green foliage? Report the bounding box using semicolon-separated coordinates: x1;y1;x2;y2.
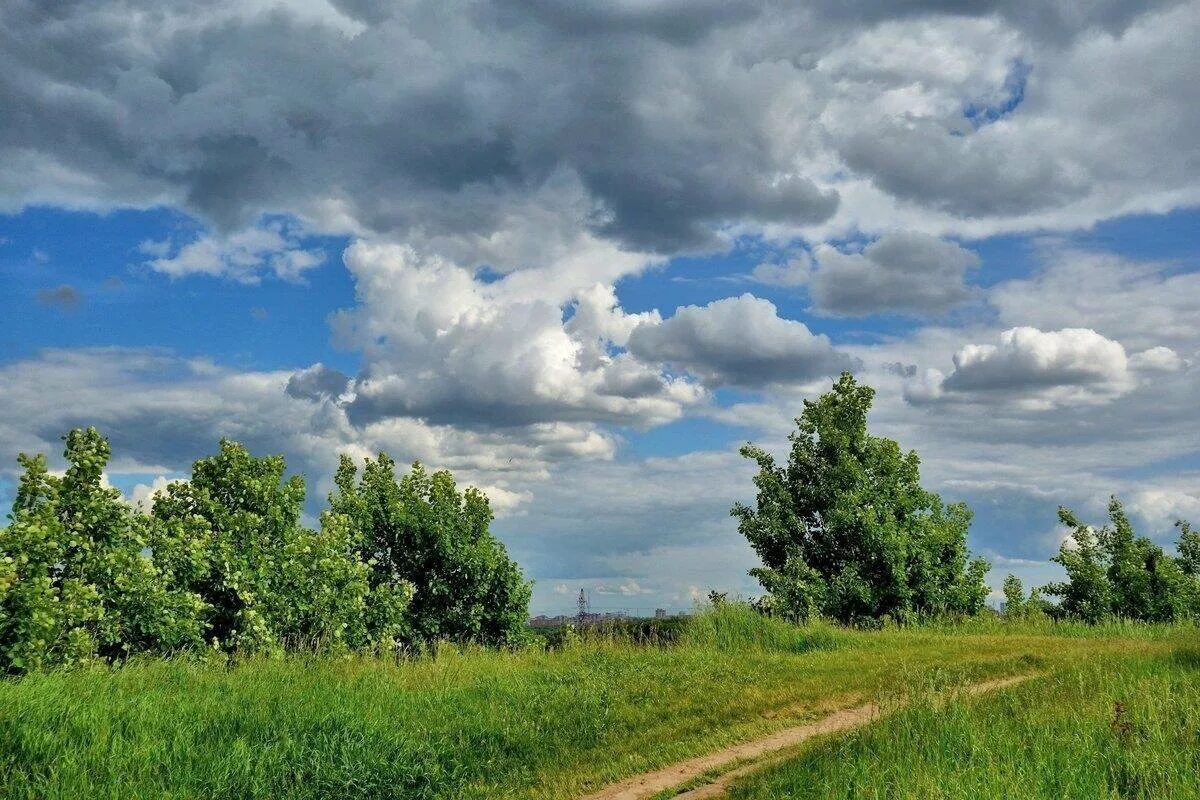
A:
329;453;531;648
149;440;375;654
1002;574;1025;617
1;429;529;672
0;429;205;673
733;372;990;624
1045;498;1200;623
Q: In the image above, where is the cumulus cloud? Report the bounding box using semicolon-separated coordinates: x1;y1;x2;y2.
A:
805;232;979;316
332;241;702;429
0;347;628;513
1130;346;1185;373
627;294;854;388
1;0;1197;265
285;363;351;401
141;220;325;282
989;246;1200;352
906;327;1135;407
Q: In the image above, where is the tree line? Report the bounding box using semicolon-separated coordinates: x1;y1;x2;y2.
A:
3;374;1197;672
0;429;530;673
733;373;1200;625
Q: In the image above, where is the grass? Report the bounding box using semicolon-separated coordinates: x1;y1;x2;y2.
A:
0;608;1191;800
726;638;1200;800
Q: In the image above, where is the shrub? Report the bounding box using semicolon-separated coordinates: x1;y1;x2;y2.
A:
1044;498;1200;623
329;453;532;648
0;429;205;673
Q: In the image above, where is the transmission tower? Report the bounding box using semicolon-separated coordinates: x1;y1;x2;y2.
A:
577;588;589;628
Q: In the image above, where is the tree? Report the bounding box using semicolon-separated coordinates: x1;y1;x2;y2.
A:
0;429;204;673
150;440;375;653
732;373;989;624
1044;498;1199;622
1002;574;1026;618
329;454;531;648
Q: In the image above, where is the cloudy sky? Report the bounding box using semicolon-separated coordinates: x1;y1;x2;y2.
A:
2;0;1198;613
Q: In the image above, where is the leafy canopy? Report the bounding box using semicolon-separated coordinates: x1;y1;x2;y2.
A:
1044;498;1199;622
330;454;532;648
732;372;990;624
1;429;531;673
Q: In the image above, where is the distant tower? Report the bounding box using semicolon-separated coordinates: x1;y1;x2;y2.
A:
577;588;589;628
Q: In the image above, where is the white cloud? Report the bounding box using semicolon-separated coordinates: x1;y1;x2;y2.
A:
333;241;703;429
1130;346;1185;373
989;246;1200;353
143;220;324;283
908;327;1135;408
627;294;854;388
127;475;182;513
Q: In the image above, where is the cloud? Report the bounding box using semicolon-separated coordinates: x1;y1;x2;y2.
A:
989;246;1200;352
806;232;979;316
285;363;350;402
1130;346;1185;373
751;253;811;288
141;220;325;282
0;347;624;510
1;0;1196;266
627;294;855;388
333;241;702;429
127;475;182;513
35;284;82;310
906;327;1134;407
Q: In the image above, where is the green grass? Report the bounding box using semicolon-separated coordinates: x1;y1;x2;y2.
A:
726;638;1200;800
0;609;1189;800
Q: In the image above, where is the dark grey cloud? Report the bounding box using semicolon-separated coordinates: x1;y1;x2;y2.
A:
627;294;855;388
35;284;82;310
285;363;350;401
3;0;1191;264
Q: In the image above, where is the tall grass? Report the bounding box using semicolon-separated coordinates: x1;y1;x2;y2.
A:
727;640;1200;800
680;603;851;653
0;609;1190;799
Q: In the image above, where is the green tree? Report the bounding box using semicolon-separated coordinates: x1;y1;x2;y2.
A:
1002;574;1026;618
150;440;374;653
0;429;204;673
330;454;531;648
1045;499;1199;622
732;373;989;624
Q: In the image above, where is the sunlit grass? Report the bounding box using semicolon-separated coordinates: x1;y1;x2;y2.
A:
727;639;1200;800
0;608;1190;799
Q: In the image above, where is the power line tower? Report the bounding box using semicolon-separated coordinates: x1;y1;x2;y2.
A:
576;588;589;628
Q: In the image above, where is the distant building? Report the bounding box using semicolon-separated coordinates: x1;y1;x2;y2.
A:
654;608;667;619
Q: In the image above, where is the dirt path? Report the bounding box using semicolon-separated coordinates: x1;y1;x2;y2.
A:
577;672;1037;800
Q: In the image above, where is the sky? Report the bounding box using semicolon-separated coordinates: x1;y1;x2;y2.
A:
1;0;1198;614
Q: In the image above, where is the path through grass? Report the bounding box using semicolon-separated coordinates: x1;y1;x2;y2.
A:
725;637;1200;800
0;609;1187;800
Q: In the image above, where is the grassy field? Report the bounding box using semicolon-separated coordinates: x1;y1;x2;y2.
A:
0;608;1192;800
726;637;1200;800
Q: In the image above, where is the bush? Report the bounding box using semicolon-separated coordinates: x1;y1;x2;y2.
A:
0;429;532;672
1044;498;1200;623
0;429;205;673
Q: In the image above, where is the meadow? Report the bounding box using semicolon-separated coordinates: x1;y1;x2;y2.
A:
1;607;1194;800
725;637;1200;800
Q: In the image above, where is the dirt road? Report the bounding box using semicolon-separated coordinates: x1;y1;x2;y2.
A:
578;672;1037;800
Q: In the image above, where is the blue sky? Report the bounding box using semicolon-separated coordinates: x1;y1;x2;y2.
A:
2;0;1198;613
